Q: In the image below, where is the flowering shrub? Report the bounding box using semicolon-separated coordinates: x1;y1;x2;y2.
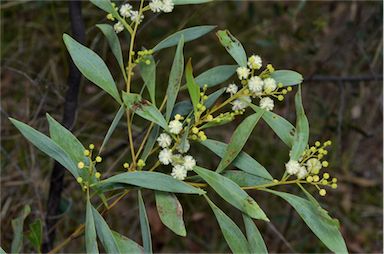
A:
7;0;348;253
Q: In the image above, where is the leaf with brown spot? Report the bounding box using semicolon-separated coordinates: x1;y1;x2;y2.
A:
155;191;186;237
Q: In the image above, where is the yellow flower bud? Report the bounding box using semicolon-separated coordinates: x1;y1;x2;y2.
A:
95;172;101;179
123;162;129;169
175;114;182;121
273;179;279;183
198;131;205;137
322;161;329;167
145;60;151;65
315;141;321;147
137;159;146;167
267;64;275;72
89;144;95;150
200;106;206;112
95;156;102;163
319;189;326;196
282;89;287;95
76;177;83;184
200;135;207;141
84;149;90;156
278;95;284;101
191;135;197;140
278;83;283;88
313;175;320;182
203;95;208;100
77;162;85;169
186;118;191;123
207;115;213;121
192;127;199;134
322;179;328;185
306;176;313;182
287;86;292;92
332;178;337;183
106;13;114;21
331;183;337;189
310;146;316;152
323;173;330;179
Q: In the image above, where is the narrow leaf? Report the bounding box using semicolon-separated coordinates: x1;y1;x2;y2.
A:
249;104;295;147
90;0;114;13
86;198;99;254
204;196;250;254
46;114;85;164
165;37;184;122
122;92;168;130
290;85;309;160
216;111;264;173
112;231;144;253
138;190;152;254
9;118;79;178
139;55;156;104
140;125;159;162
99;171;205;194
27;219;43;253
155;192;186;236
223;170;271;187
11;205;31;254
242;214;268;253
185;59;200;116
195;65;237;88
216;30;247;66
153;26;215;52
100;105;125;154
63;34;121;103
270;70;303;86
96;24;125;76
201;139;272;180
92;207;120;253
193;166;268;221
265;190;348;253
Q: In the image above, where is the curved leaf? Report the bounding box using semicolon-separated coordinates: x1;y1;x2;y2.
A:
216;30;247;67
99;171;205;194
11;205;30;254
185;59;200;116
100;105;125;154
27;219;43;253
46;114;85;164
271;70;303;86
63;34;121;103
140;125;160;162
155;192;186;236
138;190;152;254
290;85;309;160
249;104;295;147
204;196;250;254
92;207;120;254
165;37;184;122
9;118;79;178
90;0;114;13
242;214;268;253
265;190;348;253
201;139;272;180
195;65;237;88
193;166;269;221
153;26;216;52
96;24;125;76
86;198;99;254
216;111;264;173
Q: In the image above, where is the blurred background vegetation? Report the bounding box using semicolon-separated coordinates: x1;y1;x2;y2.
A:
1;0;383;253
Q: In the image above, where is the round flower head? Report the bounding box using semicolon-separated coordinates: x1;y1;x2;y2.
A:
149;0;163;13
285;160;301;175
171;165;187;180
259;97;274;111
297;166;307;179
183;155;196;171
169;119;183;134
307;158;322;174
247;55;262;69
159;148;172;165
161;0;174;13
130;11;144;24
232;96;251;111
157;133;172;148
226;83;238;95
236;67;250;80
119;4;132;18
248;76;264;94
114;22;124;33
263;78;277;93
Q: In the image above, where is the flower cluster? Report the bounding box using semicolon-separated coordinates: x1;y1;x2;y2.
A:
107;3;144;34
76;144;103;191
157;115;197;180
285;140;337;196
226;55;293;112
149;0;174;13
